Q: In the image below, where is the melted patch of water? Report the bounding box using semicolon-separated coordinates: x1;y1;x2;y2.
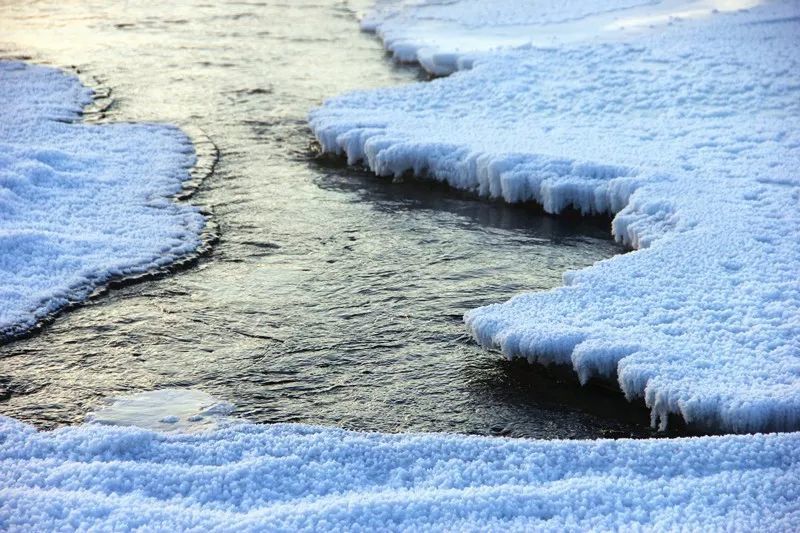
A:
86;389;235;433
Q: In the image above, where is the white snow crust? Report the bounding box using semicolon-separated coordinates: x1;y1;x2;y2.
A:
2;415;798;531
362;0;762;75
0;61;205;339
2;7;799;530
310;1;800;432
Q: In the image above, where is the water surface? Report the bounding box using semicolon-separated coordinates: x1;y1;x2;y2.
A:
0;0;663;438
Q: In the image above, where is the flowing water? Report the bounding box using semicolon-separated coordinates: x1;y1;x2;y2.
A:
0;0;666;438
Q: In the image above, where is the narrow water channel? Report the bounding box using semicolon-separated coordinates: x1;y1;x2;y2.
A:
0;0;663;438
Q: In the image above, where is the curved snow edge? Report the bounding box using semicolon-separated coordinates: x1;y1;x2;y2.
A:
309;2;800;434
0;61;216;342
310;119;667;246
308;114;704;424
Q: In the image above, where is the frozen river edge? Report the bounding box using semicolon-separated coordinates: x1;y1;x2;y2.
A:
310;0;800;435
1;1;798;527
0;61;217;343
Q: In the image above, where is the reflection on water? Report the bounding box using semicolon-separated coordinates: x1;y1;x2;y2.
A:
0;0;665;438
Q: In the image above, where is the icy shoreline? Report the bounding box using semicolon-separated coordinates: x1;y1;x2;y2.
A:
1;1;798;527
0;61;208;341
311;0;800;434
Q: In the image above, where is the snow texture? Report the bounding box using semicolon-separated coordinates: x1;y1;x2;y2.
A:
311;1;800;432
361;0;761;75
0;61;204;339
1;414;798;531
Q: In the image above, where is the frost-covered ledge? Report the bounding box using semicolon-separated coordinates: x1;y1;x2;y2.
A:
0;61;205;340
310;1;800;433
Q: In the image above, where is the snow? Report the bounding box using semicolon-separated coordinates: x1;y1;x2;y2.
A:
362;0;762;75
0;61;205;340
310;1;800;433
2;410;798;531
1;4;798;529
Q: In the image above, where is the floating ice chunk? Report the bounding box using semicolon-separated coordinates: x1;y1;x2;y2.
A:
0;61;205;340
86;389;235;433
311;1;800;432
0;417;797;530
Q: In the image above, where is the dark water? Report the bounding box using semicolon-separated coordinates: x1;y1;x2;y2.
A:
0;0;663;438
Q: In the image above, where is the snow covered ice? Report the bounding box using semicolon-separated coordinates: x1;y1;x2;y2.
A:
0;61;205;339
1;0;799;528
2;412;798;531
311;1;800;433
361;0;762;75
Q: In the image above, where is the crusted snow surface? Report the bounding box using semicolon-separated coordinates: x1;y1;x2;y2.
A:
0;61;205;339
362;0;761;75
1;415;798;531
311;2;800;432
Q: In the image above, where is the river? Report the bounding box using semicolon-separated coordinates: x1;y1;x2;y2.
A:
0;0;665;438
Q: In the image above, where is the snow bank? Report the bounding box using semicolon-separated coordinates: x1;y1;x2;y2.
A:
0;61;205;339
310;2;800;432
1;414;797;531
